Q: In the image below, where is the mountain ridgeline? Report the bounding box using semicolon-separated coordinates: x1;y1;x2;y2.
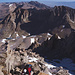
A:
0;1;75;74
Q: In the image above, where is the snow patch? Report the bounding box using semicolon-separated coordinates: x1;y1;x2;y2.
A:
58;36;61;39
31;38;35;44
22;35;26;38
16;33;19;37
24;69;27;72
29;33;30;35
1;39;6;43
63;25;65;28
47;33;51;36
12;39;15;40
9;4;13;7
28;57;38;63
69;73;73;75
45;64;56;69
8;34;11;38
48;37;50;40
15;32;19;38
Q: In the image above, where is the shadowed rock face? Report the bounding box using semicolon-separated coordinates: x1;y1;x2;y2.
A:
20;6;75;38
33;32;75;62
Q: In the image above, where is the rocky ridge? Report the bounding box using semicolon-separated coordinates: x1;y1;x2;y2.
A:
0;1;50;21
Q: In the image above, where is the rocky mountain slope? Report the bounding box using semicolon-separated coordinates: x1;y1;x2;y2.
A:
0;1;75;75
0;43;70;75
0;1;51;38
0;3;75;38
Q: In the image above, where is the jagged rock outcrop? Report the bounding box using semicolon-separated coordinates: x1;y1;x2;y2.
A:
33;34;66;59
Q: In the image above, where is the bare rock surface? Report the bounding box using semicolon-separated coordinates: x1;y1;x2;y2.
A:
0;44;69;75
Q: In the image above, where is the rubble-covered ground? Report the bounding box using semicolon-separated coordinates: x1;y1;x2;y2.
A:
0;42;71;75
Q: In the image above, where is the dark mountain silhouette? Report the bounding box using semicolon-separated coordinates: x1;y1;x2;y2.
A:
32;32;75;62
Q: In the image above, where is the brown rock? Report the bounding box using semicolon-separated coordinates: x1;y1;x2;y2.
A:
56;69;69;75
38;72;48;75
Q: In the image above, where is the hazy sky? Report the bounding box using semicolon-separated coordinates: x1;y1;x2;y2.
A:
0;0;75;2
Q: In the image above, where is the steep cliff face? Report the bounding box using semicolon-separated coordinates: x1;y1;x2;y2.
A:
0;8;30;38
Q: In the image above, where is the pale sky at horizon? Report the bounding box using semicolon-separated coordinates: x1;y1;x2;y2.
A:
0;0;75;2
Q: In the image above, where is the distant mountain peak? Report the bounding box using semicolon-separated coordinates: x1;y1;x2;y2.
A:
28;1;50;9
